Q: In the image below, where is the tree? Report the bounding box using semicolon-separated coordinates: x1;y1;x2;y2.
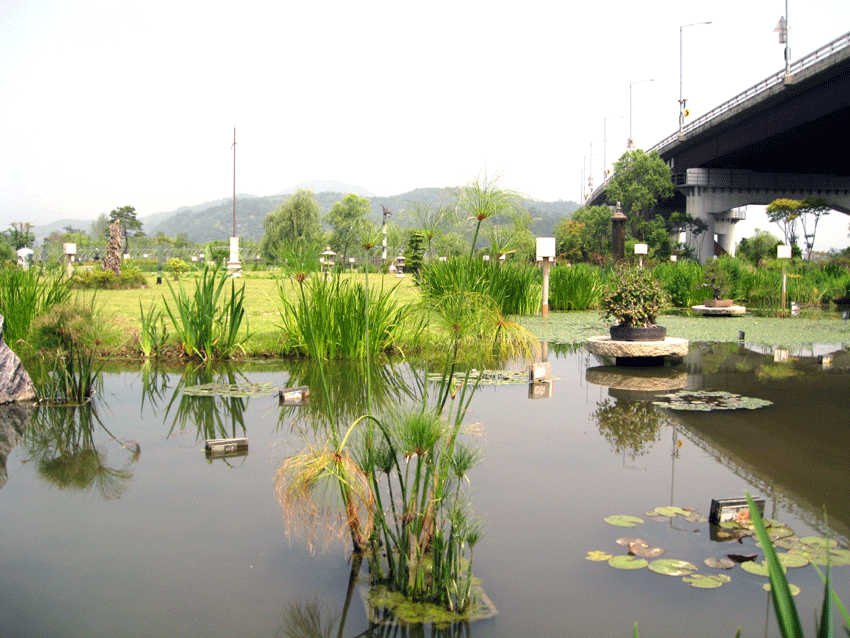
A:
736;228;780;265
555;205;612;262
106;206;143;237
260;189;322;260
797;196;831;260
765;198;801;247
325;193;371;262
7;222;35;249
90;213;109;240
605;150;674;240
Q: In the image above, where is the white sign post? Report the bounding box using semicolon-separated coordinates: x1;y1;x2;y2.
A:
777;244;792;314
536;237;556;318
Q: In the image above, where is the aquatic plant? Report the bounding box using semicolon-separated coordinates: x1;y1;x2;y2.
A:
600;265;669;328
548;262;603;311
162;263;249;360
137;300;168;358
0;266;71;353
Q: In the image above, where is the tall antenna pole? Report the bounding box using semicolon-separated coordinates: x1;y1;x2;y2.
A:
232;127;236;237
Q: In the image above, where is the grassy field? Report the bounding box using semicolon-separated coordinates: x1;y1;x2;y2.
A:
73;271;423;357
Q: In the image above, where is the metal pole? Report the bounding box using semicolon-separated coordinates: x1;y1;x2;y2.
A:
785;0;791;75
679;22;711;137
232;127;236;237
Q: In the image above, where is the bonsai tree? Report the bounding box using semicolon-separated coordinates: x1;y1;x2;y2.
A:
601;266;669;328
700;259;732;301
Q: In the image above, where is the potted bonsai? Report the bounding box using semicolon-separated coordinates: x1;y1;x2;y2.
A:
700;260;734;307
601;265;670;341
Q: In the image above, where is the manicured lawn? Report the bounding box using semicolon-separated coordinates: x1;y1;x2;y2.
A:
74;271;423;356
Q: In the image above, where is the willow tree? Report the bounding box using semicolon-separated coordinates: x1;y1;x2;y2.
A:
260;189;322;261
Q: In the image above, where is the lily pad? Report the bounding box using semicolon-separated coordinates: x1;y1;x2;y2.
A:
616;537;641;547
740;560;787;577
608;555;648;570
630;543;665;558
763;582;801;596
777;552;809;568
604;515;644;528
652;390;772;411
683;573;731;589
182;382;279;398
648;559;697;576
586;550;613;562
654;506;691;518
799;536;838;549
704;557;735;570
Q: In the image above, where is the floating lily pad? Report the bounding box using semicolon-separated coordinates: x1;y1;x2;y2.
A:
654;506;691;518
604;515;644;528
648;559;697;576
182;382;279;398
586;551;613;562
763;582;801;596
828;549;850;566
777;552;809;568
630;543;665;558
608;555;648;570
741;560;787;577
686;513;710;523
616;537;641;547
704;557;735;570
799;536;838;549
683;573;731;589
652;390;772;411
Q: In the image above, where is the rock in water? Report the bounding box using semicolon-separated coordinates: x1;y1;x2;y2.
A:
0;314;36;404
0;402;34;489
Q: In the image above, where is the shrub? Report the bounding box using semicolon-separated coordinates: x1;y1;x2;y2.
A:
166;258;191;279
601;266;669;327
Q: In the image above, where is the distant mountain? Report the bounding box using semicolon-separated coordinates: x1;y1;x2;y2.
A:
278;180;375;198
32;183;580;245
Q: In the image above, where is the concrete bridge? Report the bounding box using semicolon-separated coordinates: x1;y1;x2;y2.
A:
587;31;850;261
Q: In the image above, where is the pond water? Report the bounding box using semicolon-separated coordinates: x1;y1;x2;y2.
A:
1;343;849;638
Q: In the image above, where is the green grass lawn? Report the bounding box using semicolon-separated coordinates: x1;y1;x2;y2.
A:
74;271;423;357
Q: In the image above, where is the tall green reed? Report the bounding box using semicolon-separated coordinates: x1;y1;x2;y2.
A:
549;263;604;310
163;263;249;360
0;267;70;352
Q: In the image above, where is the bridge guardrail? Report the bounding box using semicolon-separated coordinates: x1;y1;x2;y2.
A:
650;30;850;154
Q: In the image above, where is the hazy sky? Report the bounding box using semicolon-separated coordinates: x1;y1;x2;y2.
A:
2;0;848;248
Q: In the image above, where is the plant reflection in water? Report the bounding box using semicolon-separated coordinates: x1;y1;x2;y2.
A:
23;401;140;500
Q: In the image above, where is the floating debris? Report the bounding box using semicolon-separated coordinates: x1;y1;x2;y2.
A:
704;557;736;570
652;390;772;411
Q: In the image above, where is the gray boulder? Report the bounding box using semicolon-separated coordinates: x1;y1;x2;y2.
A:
0;314;36;404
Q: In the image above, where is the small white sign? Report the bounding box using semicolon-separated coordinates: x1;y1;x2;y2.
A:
63;243;77;256
777;245;792;259
634;243;648;255
536;237;556;259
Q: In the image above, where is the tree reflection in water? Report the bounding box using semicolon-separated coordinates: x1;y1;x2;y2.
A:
592;399;673;462
24;402;139;500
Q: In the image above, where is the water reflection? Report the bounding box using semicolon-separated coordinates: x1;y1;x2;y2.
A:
23;403;139;500
162;363;249;442
592;400;672;461
0;402;34;489
276;358;419;433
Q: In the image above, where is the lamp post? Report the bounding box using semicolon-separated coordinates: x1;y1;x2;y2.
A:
628;79;654;150
679;21;712;137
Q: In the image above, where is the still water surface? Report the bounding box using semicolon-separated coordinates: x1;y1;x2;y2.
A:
1;343;848;638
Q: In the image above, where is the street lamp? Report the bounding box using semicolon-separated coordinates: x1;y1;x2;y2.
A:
679;21;712;136
628;79;654;150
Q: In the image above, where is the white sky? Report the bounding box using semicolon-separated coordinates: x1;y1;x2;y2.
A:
1;0;848;249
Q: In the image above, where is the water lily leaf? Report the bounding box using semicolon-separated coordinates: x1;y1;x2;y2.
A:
799;536;838;549
648;559;697;576
685;513;709;523
829;549;850;567
652;390;772;411
608;555;648;570
741;560;786;576
605;515;644;528
630;543;665;558
616;537;641;547
704;557;735;570
586;550;613;562
763;582;801;596
654;506;691;517
182;382;279;398
777;552;809;568
775;538;803;551
684;573;731;589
